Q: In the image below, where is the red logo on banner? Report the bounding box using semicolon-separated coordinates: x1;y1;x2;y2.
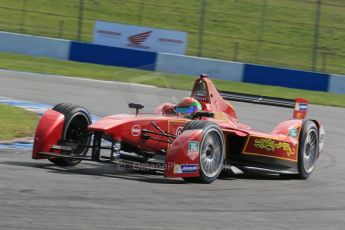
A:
128;31;152;45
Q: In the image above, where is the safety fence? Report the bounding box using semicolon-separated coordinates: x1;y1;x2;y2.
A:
1;0;345;75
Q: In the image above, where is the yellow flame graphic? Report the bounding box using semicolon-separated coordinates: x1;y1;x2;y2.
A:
254;138;295;157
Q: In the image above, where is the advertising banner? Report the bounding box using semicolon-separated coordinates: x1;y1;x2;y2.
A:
93;21;187;54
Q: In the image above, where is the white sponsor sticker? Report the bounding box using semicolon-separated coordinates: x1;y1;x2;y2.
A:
174;164;182;174
131;125;141;136
174;164;198;174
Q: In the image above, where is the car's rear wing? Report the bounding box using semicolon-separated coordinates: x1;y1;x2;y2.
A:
219;91;308;119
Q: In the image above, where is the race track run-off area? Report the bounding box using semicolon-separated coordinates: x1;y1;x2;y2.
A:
1;70;345;230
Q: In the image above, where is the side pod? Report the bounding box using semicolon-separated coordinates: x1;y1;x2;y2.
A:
165;129;203;178
32;110;64;159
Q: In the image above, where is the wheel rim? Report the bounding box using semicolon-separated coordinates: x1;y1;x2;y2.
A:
65;114;90;155
303;129;318;173
200;128;224;178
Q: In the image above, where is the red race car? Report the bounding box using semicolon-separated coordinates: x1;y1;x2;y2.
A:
32;74;325;183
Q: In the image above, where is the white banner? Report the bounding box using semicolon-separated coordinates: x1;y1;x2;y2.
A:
93;21;187;55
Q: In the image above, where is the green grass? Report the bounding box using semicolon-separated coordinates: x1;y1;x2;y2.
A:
1;51;345;108
1;0;345;74
0;103;39;141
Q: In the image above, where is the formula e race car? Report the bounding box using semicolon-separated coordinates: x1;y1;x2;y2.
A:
32;74;325;183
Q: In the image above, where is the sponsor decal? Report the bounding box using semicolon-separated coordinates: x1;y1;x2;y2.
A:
294;112;303;119
181;164;197;173
188;141;199;151
193;95;208;102
97;30;121;37
289;128;298;137
299;103;308;111
158;38;183;44
174;164;197;174
128;31;152;47
254;138;295;157
174;164;182;174
187;141;199;160
213;112;228;121
93;21;187;54
131;125;141;136
295;103;308;111
176;126;184;136
114;142;121;150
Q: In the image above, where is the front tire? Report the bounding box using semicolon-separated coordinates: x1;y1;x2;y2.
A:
49;103;92;166
182;121;225;184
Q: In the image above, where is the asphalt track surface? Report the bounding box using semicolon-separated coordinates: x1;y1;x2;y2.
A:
1;69;345;230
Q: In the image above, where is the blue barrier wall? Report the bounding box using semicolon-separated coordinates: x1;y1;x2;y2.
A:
69;42;157;70
155;53;244;82
1;31;344;94
243;64;330;91
0;31;70;60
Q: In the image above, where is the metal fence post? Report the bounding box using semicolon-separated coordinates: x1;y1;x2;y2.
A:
321;51;328;72
256;0;268;62
197;0;207;57
233;42;239;61
311;0;322;71
77;0;84;41
58;20;64;38
20;0;27;33
138;0;145;25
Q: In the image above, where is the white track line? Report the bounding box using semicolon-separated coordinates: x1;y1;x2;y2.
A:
0;69;157;88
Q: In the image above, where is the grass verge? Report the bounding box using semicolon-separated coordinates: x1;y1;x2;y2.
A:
0;103;39;141
0;51;345;107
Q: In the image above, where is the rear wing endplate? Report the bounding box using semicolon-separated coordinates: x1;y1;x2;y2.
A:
219;91;308;119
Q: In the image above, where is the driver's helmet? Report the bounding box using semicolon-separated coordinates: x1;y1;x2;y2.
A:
175;97;202;118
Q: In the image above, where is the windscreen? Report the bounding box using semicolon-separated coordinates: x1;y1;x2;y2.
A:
193;80;207;96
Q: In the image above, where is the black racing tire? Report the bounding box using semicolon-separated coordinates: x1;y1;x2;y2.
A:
49;103;92;167
296;120;319;179
183;120;207;131
279;121;319;179
182;120;225;184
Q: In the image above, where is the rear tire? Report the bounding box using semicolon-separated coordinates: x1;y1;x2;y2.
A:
279;121;319;179
49;103;92;166
182;121;225;184
296;120;319;179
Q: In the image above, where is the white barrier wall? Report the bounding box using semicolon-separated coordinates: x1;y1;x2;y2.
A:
328;74;345;94
155;53;244;82
0;31;70;60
